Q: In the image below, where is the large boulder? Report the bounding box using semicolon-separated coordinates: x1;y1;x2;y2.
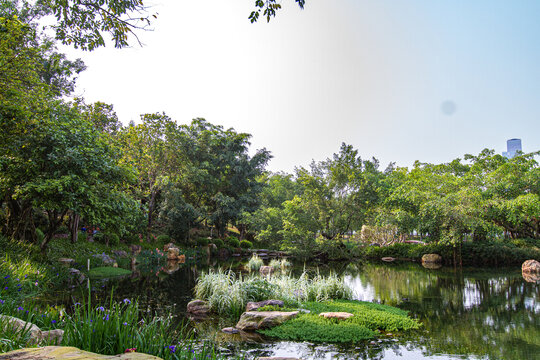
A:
422;253;442;264
167;247;180;260
68;268;86;284
113;250;128;258
163;243;176;252
0;315;42;342
235;311;299;331
0;315;64;345
187;300;211;317
93;253;117;267
0;346;162;359
246;300;284;312
522;259;540;273
58;258;75;266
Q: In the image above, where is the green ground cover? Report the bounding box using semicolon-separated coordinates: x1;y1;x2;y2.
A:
87;267;131;278
259;300;421;343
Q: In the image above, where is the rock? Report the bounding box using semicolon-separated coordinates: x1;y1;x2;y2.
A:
258;253;268;257
129;244;142;256
163;242;176;252
522;259;540;273
522;271;540;284
246;300;285;312
369;243;381;247
93;253;117;266
113;250;128;258
381;257;395;262
235;311;299;331
68;268;86;284
422;262;442;270
222;327;239;334
40;329;64;344
177;254;186;263
422;253;442;264
58;258;75;266
0;346;162;359
187;300;211;316
259;265;274;276
0;315;42;343
167;247;180;260
319;312;354;320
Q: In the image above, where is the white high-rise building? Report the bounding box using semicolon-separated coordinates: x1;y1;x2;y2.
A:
502;138;522;159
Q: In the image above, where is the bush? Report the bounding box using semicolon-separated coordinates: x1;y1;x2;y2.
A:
35;228;45;243
212;238;224;248
77;231;86;242
93;232;106;244
156;234;170;243
196;238;209;247
108;234;119;247
228;238;240;248
269;259;281;270
240;240;252;249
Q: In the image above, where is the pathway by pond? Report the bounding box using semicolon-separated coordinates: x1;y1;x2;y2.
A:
53;260;539;360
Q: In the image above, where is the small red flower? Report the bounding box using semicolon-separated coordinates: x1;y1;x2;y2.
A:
125;348;137;353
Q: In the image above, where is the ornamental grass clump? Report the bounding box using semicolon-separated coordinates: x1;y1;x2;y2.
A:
194;270;354;316
247;254;264;272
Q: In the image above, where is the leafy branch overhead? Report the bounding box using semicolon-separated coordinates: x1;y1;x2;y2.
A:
249;0;306;23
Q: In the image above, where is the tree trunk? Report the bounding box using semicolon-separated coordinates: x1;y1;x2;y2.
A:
69;212;80;243
40;209;67;253
146;189;158;242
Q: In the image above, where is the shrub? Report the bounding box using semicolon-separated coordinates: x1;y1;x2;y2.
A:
107;234;119;247
247;254;264;272
196;238;209;247
228;238;240;248
93;232;105;244
240;240;252;249
156;234;170;243
77;231;86;242
35;228;45;243
212;239;224;248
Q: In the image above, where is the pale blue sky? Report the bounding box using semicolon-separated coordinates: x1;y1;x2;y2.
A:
65;0;540;172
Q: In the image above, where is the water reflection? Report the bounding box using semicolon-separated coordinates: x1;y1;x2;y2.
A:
72;261;539;360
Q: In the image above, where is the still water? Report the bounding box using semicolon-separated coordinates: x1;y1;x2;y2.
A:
81;260;539;360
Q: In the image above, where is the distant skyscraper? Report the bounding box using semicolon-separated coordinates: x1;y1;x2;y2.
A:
502;138;522;158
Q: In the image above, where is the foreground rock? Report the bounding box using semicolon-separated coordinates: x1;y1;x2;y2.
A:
246;299;284;312
222;327;239;334
381;257;395;262
0;346;162;359
187;300;211;317
0;315;63;344
319;312;354;320
236;311;299;331
58;258;75;266
422;253;442;264
522;259;540;273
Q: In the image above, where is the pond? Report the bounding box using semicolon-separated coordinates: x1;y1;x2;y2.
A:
58;259;539;360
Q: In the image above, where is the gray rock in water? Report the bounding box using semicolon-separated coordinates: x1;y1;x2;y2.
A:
421;253;442;264
246;300;284;312
187;300;211;316
68;268;86;284
236;311;299;331
222;327;239;334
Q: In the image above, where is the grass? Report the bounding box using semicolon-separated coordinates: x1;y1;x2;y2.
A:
259;299;421;343
194;269;354;318
88;267;131;279
246;254;264;272
269;258;290;271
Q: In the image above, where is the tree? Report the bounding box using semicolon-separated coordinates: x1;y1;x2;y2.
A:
249;0;306;23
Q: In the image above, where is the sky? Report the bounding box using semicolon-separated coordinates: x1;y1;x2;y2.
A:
62;0;540;173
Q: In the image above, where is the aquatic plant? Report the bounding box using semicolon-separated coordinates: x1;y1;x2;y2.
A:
247;254;264;272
